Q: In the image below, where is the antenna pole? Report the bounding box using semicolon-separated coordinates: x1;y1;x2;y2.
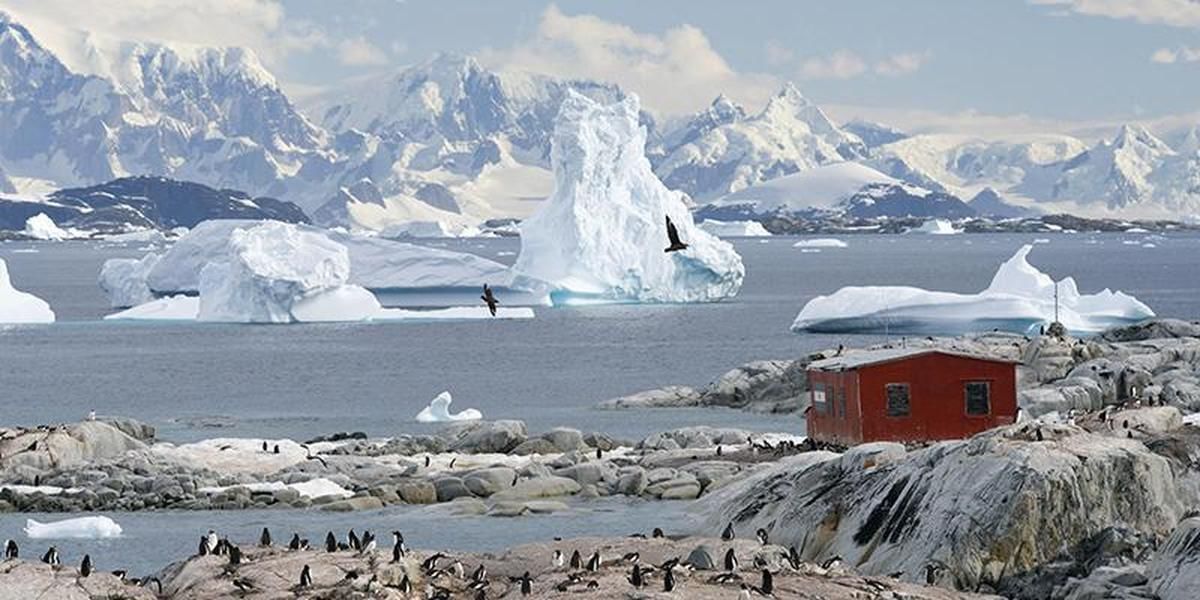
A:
1054;281;1059;324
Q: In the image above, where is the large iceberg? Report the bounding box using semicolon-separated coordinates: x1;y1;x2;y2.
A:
143;220;542;305
792;245;1155;336
0;258;54;323
23;213;78;241
25;516;122;539
512;91;744;304
98;253;162;308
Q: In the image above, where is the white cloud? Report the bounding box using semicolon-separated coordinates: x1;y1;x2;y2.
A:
337;37;388;66
1030;0;1200;28
478;5;779;115
3;0;328;66
875;51;931;76
1151;46;1200;62
799;50;867;79
798;50;930;79
764;40;795;66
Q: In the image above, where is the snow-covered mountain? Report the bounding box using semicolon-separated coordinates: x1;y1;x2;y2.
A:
652;84;866;202
1043;124;1176;210
0;176;307;232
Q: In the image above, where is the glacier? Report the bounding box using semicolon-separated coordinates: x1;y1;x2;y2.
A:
512;91;744;304
24;516;122;539
98;253;162;308
0;258;55;323
415;391;483;423
697;219;771;238
791;244;1155;336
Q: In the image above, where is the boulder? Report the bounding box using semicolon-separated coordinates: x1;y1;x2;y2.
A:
0;421;146;472
698;359;809;413
1149;516;1200;600
1101;319;1200;342
319;495;384;512
555;462;613;487
443;420;527;454
596;386;700;409
0;561;155;599
490;476;581;501
463;467;518;497
508;438;559;456
434;477;473;502
541;428;586;452
615;468;648;496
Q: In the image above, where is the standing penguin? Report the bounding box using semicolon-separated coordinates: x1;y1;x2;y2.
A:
260;527;272;547
80;554;92;577
724;548;739;572
41;546;59;566
585;551;601;572
288;533;301;551
627;564;644;588
4;539;17;559
755;528;769;546
299;564;312;587
663;567;676;592
391;531;406;562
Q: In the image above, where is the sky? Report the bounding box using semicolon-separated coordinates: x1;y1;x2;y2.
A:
4;0;1199;138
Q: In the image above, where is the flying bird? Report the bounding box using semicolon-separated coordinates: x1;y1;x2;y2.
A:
481;284;499;317
664;216;689;253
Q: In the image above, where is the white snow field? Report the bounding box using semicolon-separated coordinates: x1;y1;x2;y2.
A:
98;253;162;308
22;213;78;240
792;238;848;248
415;391;484;423
696;219;772;238
513;91;744;304
792;244;1154;336
705;162;898;215
0;258;55;323
908;218;963;235
141;220;542;305
24;516;123;539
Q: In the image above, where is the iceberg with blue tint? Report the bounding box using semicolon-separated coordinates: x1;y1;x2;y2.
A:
791;244;1154;336
0;258;54;323
512;91;744;304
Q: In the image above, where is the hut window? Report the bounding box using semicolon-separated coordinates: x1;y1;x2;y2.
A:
965;381;990;415
812;382;828;415
886;383;910;417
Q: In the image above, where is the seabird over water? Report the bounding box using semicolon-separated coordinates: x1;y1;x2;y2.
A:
664;216;689;253
481;284;499;317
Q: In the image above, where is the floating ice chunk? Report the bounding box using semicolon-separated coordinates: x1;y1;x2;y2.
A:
512;91;744;304
907;219;962;235
98;253;162;308
697;219;772;238
24;516;122;539
379;220;484;239
0;258;54;323
198;478;353;500
290;285;383;322
22;213;78;241
792;244;1155;336
416;391;483;423
792;238;848;249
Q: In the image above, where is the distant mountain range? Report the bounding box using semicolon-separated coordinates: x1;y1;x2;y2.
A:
0;11;1197;230
0;177;308;233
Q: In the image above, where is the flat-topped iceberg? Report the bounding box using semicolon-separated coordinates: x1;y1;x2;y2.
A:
144;220;533;299
793;238;848;248
98;253;162;308
696;219;772;238
0;258;54;323
512;91;744;304
25;516;122;539
792;245;1155;336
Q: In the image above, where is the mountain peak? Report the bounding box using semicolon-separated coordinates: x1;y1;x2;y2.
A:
1112;123;1172;153
772;82;811;107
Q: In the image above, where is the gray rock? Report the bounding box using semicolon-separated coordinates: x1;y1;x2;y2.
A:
463;467;518;497
686;545;718;570
1101;319;1200;342
616;468;648;496
508;438;559;456
699;359;809;413
319;495;384;512
596;386;700;409
555;462;613;487
434;477;473;502
491;476;581;500
541;428;586;452
444;420;528;454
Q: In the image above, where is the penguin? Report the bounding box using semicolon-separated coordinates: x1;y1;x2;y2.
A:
652;527;665;539
347;530;360;551
206;530;219;555
261;441;268;452
519;571;533;595
787;547;801;570
472;564;487;583
288;533;301;551
821;555;844;570
260;527;272;547
663;567;676;592
299;564;312;587
228;544;242;566
721;522;736;541
628;564;644;588
87;410;96;421
739;583;753;599
756;528;769;546
4;539;17;559
724;548;738;571
585;551;601;572
399;574;412;593
360;531;376;554
449;458;457;469
552;549;564;568
622;551;640;564
451;560;466;579
595;447;603;460
273;444;280;454
41;546;59;566
325;532;337;553
391;531;406;562
197;535;209;556
80;554;92;577
569;550;582;569
758;569;774;595
716;445;723;457
424;455;431;468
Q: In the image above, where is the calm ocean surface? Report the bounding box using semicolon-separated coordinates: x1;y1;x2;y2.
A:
1;233;1197;443
0;231;1197;575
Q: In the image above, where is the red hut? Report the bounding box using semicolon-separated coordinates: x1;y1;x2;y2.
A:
805;348;1018;446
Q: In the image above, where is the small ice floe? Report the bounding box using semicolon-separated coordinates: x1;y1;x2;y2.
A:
416;391;483;423
9;248;38;254
1032;238;1050;244
24;516;123;539
496;251;516;257
1142;243;1157;248
696;219;772;238
792;238;847;249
